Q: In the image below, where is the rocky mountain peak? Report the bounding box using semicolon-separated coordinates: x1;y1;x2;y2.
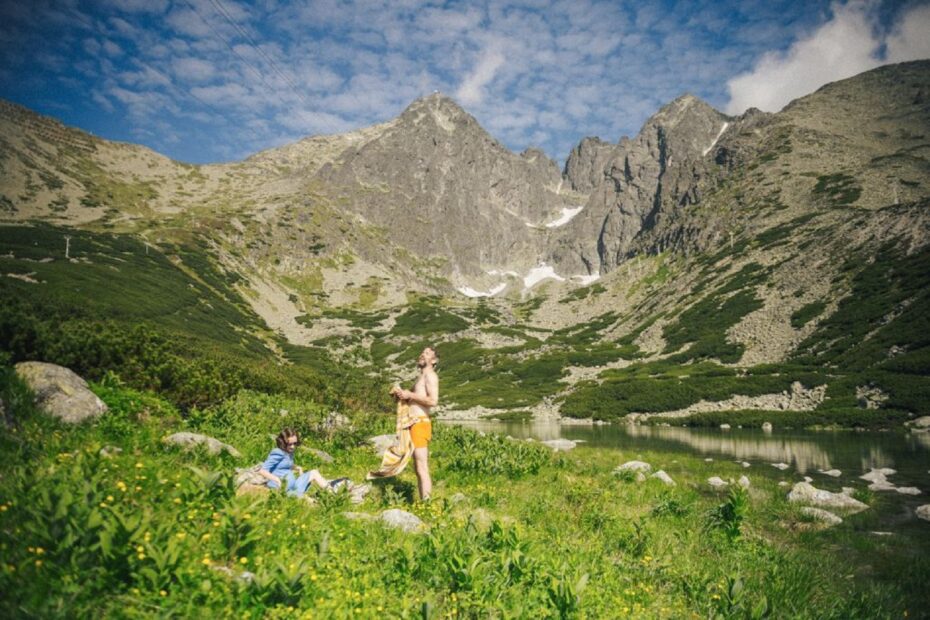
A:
398;92;477;135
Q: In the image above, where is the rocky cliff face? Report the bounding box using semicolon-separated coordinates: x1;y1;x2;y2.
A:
314;93;570;277
550;95;731;274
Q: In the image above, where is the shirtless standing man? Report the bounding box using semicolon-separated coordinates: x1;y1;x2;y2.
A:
390;346;439;501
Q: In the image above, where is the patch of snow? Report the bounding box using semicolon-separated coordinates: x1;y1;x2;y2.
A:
571;273;600;285
457;283;507;298
545;206;584;228
487;269;519;277
523;264;565;289
702;122;729;157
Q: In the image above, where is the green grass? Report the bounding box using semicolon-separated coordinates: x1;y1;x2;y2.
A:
0;376;925;618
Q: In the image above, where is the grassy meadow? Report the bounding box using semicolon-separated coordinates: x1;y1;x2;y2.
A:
1;369;928;618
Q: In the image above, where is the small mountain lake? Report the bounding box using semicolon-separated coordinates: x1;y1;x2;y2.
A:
442;418;930;528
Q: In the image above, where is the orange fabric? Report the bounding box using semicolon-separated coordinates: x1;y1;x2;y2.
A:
409;419;432;448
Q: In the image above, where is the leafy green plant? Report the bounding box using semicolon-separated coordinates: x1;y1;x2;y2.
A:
707;486;749;541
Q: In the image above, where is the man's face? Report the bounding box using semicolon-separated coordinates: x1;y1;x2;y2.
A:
417;347;435;367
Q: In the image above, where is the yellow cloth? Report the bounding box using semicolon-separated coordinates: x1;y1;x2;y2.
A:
366;401;428;480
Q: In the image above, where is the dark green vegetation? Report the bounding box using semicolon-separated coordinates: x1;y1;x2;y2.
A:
0;224;382;412
812;173;862;207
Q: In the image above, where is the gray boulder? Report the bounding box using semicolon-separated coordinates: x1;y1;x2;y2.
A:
719;424;731;430
708;476;728;490
761;422;773;432
787;482;868;514
917;505;930;522
380;509;425;533
14;361;108;424
368;434;396;456
615;460;652;474
542;439;577;452
906;416;930;429
818;469;842;477
771;462;790;471
164;432;241;458
800;507;843;526
896;487;922;496
650;470;676;486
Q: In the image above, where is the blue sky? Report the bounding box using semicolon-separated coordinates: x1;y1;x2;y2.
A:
1;0;927;164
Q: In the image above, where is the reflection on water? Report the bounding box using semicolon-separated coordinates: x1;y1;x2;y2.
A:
442;419;930;483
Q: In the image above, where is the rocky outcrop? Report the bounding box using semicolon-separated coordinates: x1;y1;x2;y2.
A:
550;95;730;274
563;137;615;193
164;432;241;458
787;482;868;514
14;361;108;424
315;93;568;276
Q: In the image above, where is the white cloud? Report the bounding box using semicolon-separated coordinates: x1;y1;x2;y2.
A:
456;45;505;106
725;1;930;115
885;3;930;63
172;57;217;82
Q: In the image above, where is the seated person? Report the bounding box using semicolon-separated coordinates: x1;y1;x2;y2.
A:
259;428;346;497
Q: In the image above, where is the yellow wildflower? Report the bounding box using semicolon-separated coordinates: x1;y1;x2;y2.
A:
239;557;248;565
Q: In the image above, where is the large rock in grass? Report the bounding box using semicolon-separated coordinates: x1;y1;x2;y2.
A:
708;476;728;490
14;361;108;424
164;432;241;458
800;507;843;526
615;460;652;474
650;470;675;486
368;434;397;456
788;482;868;514
380;509;425;533
916;505;930;522
542;439;577;452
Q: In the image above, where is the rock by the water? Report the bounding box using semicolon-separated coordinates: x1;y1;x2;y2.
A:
615;460;652;474
380;509;425;533
896;486;922;496
708;476;728;490
719;424;731;430
15;361;108;424
368;434;396;456
916;505;930;522
650;470;675;486
800;507;843;526
787;482;868;514
907;416;930;429
308;448;335;463
771;462;790;471
761;422;773;432
164;432;241;458
818;469;842;477
704;458;714;462
738;475;751;489
860;470;891;483
542;439;577;452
